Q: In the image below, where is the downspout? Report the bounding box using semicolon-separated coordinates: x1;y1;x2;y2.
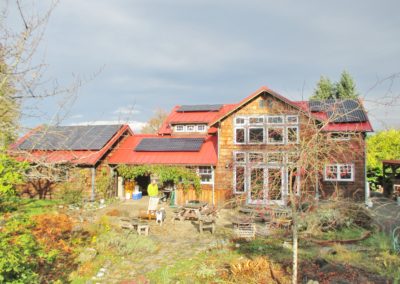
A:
91;167;96;201
212;166;215;206
364;135;372;207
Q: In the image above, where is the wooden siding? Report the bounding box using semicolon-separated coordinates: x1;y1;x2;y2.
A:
175;184;232;206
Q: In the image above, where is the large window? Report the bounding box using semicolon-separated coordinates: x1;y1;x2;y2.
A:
287;126;299;144
234;166;246;193
198;166;213;184
267;127;284;144
249;127;264;143
324;164;354;182
235;128;245;144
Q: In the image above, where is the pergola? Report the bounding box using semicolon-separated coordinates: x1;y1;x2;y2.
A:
382;160;400;197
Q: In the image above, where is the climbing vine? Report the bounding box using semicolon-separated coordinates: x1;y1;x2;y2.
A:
117;165;201;195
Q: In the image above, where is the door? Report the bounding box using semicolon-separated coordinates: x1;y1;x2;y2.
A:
267;167;284;205
248;166;266;204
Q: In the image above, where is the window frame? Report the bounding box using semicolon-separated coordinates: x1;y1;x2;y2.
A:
234;127;246;144
234;116;246;126
267;152;283;164
175;125;185;132
198;166;214;184
324;163;354;182
267;115;284;124
234;151;246;163
248;126;265;144
233;165;247;194
249;116;264;125
286;126;299;144
267;126;285;145
197;124;207;132
248;152;264;163
186;124;196;132
286;115;299;124
329;132;353;141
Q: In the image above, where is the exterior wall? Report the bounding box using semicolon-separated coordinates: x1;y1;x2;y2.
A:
213;93;366;205
175;184;231;206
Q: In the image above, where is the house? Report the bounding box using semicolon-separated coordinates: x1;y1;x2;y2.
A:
12;124;133;199
110;86;373;206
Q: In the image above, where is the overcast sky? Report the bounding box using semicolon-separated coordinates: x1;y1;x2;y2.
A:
7;0;400;132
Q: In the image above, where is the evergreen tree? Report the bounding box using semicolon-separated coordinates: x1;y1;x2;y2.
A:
310;76;335;100
334;70;358;99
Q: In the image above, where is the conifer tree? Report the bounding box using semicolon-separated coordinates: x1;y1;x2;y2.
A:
335;70;358;99
310;76;335;100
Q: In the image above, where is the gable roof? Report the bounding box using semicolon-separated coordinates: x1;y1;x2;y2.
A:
11;124;133;166
108;134;218;166
158;103;237;135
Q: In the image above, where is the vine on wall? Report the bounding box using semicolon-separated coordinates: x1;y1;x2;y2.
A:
117;165;201;195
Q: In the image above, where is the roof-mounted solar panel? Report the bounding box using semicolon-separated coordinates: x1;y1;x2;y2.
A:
177;104;222;112
18;125;122;151
135;138;204;152
309;99;367;123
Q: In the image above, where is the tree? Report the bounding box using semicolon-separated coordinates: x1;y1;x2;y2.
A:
335;70;358;99
366;129;400;188
140;108;168;134
310;71;359;100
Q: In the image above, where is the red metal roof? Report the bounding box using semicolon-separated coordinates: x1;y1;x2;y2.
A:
158;104;237;135
108;134;218;165
11;125;133;166
292;101;373;132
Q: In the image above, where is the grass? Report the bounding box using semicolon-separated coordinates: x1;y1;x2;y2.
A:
319;226;367;241
18;198;62;216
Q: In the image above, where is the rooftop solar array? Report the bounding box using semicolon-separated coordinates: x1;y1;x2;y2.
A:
308;99;367;123
18;125;122;151
177;104;222;112
135;138;204;152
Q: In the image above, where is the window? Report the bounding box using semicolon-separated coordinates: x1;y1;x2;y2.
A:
249;116;264;124
235;117;246;125
287;126;299;144
235;152;246;163
267;116;284;124
235;128;245;144
249;127;264;143
186;125;195;132
267;127;284;144
267;152;283;164
197;125;206;132
249;152;264;163
330;132;353;141
286;115;299;124
287;152;299;164
324;164;354;182
234;166;246;193
198;166;213;184
175;125;184;132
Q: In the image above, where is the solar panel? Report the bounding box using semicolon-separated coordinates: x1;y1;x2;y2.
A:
309;99;367;123
135;138;204;152
18;125;122;150
177;104;222;112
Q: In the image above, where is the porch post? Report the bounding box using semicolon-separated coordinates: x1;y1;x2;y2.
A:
91;167;96;201
212;166;215;206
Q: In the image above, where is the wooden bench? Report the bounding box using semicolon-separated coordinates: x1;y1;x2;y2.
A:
198;216;216;234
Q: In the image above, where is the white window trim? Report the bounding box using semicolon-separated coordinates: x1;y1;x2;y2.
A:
233;165;246;194
248;126;265;144
286;115;299;124
198;166;214;185
329;132;353;141
248;152;264;163
267;151;283;164
249;115;264;125
324;163;354;182
175;125;185;132
286;126;299;144
186;125;196;132
234;151;246;163
234;116;247;126
234;127;246;145
197;124;207;132
267;126;285;145
267;115;284;124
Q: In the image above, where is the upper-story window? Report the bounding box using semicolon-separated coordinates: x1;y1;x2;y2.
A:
198;166;213;184
234;115;299;145
324;164;354;182
174;124;208;133
329;132;354;141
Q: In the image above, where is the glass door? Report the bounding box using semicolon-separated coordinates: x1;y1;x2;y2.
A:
267;167;284;205
248;166;266;204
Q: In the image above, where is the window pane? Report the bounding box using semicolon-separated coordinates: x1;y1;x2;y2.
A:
326;165;338;180
268;116;284;124
267;127;284;143
235;166;245;193
199;166;212;174
197;125;206;132
249;153;264;163
287;127;298;143
187;125;195;131
268;168;282;200
176;125;184;131
235;128;245;143
339;164;352;180
201;174;212;183
235;117;245;125
267;152;282;163
249;117;264;124
235;152;245;162
287;152;299;164
250;167;264;200
287;116;299;124
249;128;264;143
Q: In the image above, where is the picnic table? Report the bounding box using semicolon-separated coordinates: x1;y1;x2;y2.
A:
173;201;208;222
120;217;150;236
232;217;256;239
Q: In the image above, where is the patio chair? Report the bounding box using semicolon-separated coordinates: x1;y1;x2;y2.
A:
139;197;160;220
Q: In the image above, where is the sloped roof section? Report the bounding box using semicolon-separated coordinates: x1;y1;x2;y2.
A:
135;138;204;152
18;125;122;151
309;99;368;123
177;104;222;112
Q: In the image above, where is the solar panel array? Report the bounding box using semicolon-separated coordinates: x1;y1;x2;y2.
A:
18;125;122;151
135;138;204;152
308;99;367;123
177;104;222;112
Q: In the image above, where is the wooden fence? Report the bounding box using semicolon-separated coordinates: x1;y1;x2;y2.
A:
175;187;232;206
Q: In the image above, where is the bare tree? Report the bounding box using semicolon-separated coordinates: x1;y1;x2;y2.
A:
141;108;168;134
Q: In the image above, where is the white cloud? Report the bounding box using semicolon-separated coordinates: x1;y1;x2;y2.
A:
113;105;140;115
